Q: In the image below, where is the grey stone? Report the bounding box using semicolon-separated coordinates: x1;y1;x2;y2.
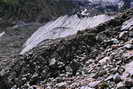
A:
129;31;133;37
124;44;133;50
89;81;101;88
56;82;67;88
119;31;128;39
105;75;113;81
131;87;133;89
113;73;121;83
111;38;119;44
125;61;133;76
125;78;133;87
49;58;56;66
99;56;110;65
80;86;94;89
117;82;127;89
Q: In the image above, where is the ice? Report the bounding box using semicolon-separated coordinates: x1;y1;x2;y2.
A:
20;14;114;54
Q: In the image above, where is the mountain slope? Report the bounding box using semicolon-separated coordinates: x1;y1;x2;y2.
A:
0;0;76;22
72;0;133;16
1;8;133;89
20;14;114;54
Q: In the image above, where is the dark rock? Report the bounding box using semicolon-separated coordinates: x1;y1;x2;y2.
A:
1;7;133;89
119;31;128;39
113;73;122;83
129;31;133;37
125;79;133;88
97;82;109;89
124;44;133;50
117;82;127;89
0;76;9;89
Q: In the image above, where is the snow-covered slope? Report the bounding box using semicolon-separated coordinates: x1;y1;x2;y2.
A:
20;14;114;54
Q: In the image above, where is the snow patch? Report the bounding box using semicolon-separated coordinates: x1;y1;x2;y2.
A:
20;14;114;54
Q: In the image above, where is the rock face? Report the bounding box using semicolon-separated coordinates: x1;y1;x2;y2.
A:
1;8;132;89
71;0;133;17
0;76;9;89
0;0;76;22
0;0;132;23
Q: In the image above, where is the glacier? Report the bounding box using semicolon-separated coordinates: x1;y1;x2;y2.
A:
20;14;114;54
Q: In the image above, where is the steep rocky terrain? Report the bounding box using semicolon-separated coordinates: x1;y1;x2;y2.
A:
0;0;76;64
0;0;76;22
0;8;133;89
72;0;133;16
0;0;132;60
0;0;133;89
1;0;132;23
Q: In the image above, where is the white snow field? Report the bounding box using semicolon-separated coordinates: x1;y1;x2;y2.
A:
20;14;114;54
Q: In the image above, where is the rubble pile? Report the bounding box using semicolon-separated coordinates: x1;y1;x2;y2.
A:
0;9;133;89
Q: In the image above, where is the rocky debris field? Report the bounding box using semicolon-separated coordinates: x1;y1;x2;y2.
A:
0;22;41;86
0;8;133;89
